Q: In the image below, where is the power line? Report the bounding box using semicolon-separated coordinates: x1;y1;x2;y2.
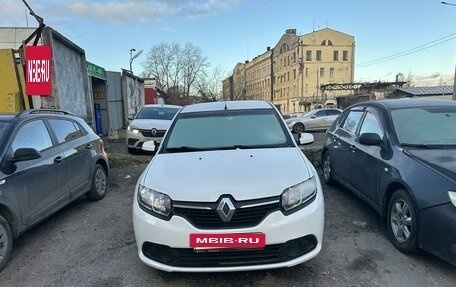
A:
356;32;456;68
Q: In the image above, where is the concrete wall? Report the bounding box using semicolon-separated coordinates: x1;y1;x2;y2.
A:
0;27;41;49
41;27;92;123
122;70;144;124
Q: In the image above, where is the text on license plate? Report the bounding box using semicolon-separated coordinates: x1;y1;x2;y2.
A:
190;233;265;249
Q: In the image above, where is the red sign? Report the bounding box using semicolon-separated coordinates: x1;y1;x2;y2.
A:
26;46;52;96
190;233;266;249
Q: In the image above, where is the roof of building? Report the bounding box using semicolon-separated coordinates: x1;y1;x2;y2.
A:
394;85;453;96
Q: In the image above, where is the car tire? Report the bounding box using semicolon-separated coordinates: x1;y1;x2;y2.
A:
86;164;107;201
292;123;305;133
128;147;137;154
322;152;335;185
0;215;13;272
387;189;418;253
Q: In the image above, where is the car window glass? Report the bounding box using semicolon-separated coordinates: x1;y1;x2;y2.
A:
11;120;53;152
341;111;363;134
315;110;326;117
391;107;456;145
48;119;83;144
327;110;341;116
0;121;10;143
359;112;383;137
136;107;180;120
165;110;290;150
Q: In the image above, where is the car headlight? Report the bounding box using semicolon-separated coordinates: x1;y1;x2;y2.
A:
137;185;172;219
449;191;456;207
127;125;139;134
281;177;317;214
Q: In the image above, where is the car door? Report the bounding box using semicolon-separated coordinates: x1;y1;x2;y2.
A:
8;119;69;226
304;110;325;130
347;108;386;207
47;118;92;198
330;109;364;182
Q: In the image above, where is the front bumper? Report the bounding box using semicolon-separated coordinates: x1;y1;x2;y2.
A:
126;129;163;150
132;191;324;272
419;203;456;266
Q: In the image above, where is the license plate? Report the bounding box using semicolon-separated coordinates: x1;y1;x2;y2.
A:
190;233;265;249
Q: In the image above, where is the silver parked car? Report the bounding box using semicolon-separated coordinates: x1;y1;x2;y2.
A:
126;104;182;153
285;108;342;133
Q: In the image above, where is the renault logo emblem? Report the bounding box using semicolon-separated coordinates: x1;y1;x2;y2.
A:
216;198;235;222
151;128;158;136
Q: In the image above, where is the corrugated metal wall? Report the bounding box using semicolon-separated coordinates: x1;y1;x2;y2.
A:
106;71;124;131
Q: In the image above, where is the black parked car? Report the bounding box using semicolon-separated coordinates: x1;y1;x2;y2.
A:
0;110;109;271
322;99;456;265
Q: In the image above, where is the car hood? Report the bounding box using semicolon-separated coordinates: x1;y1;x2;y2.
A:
405;149;456;183
141;147;312;202
129;119;172;130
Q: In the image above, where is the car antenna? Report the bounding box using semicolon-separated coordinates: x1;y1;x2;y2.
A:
224;101;228;110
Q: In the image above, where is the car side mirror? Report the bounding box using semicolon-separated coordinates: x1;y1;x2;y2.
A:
359;133;383;146
128;115;135;121
9;148;41;163
310;115;317;119
142;140;156;152
299;133;314;145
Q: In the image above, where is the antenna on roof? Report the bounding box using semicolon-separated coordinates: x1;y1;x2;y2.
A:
224;101;228;110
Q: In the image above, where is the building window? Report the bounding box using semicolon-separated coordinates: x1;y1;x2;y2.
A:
293;69;296;79
343;50;348;61
306;50;312;61
330;67;334;78
316;50;322;61
320;67;324;77
287;72;290;81
333;51;338;61
305;68;308;77
293;52;296;63
305;84;308;93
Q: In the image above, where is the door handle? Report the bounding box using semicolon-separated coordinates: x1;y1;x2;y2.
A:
86;144;93;149
54;156;63;163
350;145;357;152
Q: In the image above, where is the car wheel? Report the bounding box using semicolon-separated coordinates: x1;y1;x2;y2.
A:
387;189;418;253
292;123;305;133
322;152;335;185
86;164;107;201
0;215;13;272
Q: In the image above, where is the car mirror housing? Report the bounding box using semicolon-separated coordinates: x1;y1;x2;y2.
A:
359;133;383;146
9;148;41;163
128;115;135;121
299;133;314;145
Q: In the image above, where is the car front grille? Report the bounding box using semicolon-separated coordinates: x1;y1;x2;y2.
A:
142;235;317;268
173;196;280;229
140;129;166;138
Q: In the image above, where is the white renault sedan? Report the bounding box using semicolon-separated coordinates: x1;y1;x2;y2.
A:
132;100;324;272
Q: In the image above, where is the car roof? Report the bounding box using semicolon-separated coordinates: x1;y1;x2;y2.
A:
180;101;273;114
142;104;182;109
0;115;15;121
357;99;456;110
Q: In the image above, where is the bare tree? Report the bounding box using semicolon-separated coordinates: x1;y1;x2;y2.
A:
142;42;208;102
181;43;209;98
196;65;226;102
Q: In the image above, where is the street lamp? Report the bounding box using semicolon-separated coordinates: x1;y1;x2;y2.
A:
129;48;143;73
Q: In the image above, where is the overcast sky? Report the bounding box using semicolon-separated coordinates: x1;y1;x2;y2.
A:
1;0;455;82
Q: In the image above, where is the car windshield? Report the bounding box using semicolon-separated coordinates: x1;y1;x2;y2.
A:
163;109;293;152
391;106;456;147
136;107;180;120
300;111;317;118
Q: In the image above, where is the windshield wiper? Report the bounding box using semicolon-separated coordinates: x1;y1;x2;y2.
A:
164;146;205;153
401;143;448;149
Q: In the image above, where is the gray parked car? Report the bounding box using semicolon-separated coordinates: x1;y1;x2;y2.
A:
0;110;109;272
285;108;342;133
